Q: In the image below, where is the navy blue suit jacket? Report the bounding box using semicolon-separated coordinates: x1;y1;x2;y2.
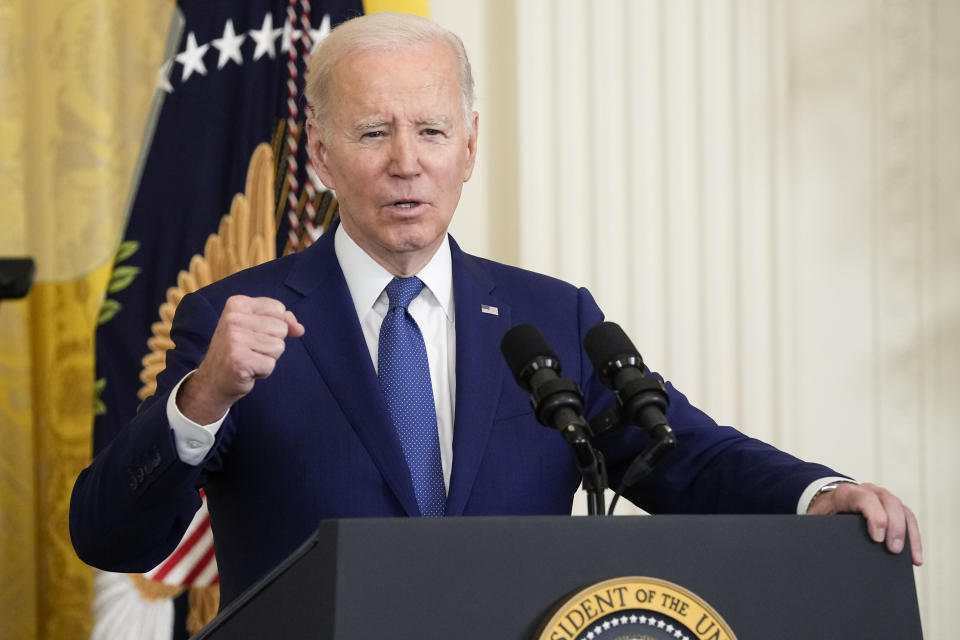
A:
70;228;839;605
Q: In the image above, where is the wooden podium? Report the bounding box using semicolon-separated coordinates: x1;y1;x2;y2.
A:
193;515;922;639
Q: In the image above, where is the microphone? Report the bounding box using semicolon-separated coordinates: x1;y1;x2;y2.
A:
501;324;608;515
500;323;590;438
583;321;672;439
583;321;676;511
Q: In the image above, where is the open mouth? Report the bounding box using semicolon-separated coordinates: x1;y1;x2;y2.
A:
392;200;421;209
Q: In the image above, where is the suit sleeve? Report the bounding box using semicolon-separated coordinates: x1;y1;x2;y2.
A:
573;287;842;515
69;291;234;572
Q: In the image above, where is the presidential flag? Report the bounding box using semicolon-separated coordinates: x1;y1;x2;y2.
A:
95;0;364;447
92;1;363;637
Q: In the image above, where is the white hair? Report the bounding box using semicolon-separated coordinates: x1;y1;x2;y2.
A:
305;12;475;134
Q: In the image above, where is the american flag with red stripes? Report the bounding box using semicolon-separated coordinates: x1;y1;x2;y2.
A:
144;492;219;587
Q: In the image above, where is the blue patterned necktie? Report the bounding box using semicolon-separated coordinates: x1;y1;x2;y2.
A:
378;277;446;517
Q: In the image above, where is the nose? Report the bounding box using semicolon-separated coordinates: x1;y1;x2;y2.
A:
388;130;421;178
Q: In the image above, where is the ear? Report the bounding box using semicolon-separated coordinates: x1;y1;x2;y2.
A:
462;111;479;182
305;116;337;190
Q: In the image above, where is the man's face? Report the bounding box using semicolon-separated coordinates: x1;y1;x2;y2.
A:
306;38;478;276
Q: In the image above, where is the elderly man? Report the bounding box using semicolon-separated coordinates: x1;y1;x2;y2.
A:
70;12;921;609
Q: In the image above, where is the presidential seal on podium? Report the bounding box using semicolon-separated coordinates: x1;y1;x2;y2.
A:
537;577;736;640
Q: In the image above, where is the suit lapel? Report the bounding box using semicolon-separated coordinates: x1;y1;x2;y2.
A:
284;228;420;517
445;240;510;516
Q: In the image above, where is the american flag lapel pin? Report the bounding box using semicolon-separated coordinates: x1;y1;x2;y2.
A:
480;304;499;316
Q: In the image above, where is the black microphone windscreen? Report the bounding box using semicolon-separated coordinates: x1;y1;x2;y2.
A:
500;323;559;384
583;321;640;373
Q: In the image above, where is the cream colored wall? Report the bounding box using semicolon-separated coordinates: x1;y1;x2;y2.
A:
432;0;959;636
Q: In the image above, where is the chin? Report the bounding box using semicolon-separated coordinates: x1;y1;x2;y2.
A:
386;223;442;248
387;235;435;254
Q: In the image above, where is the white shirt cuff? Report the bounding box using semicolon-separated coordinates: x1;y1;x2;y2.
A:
796;476;858;514
166;370;229;466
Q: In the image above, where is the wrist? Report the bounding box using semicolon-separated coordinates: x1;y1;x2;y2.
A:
176;370;235;425
808;479;859;512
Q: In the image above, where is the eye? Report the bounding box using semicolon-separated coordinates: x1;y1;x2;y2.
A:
362;131;384;139
422;128;442;136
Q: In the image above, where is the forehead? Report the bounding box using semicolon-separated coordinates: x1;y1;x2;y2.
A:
328;40;461;122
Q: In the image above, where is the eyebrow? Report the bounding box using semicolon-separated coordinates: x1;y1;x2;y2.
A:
354;120;390;132
419;117;450;128
352;117;452;133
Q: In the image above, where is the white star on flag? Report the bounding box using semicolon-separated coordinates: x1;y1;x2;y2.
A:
280;19;303;53
212;19;246;69
309;14;332;55
176;32;209;82
156;59;174;93
250;12;282;60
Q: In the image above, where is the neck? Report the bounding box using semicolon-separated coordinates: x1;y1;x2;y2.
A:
381;255;433;278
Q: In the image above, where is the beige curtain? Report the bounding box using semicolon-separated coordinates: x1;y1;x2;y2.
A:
0;3;172;638
0;1;431;638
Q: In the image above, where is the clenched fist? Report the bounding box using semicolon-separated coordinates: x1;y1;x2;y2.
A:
176;295;305;424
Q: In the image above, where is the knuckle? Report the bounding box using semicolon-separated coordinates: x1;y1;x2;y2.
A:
220;310;243;328
225;294;249;310
224;327;245;349
267;317;287;336
853;491;884;518
260;358;277;377
873;508;890;527
256;296;285;316
859;482;879;494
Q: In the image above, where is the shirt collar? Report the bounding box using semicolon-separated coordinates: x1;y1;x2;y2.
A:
334;224;453;320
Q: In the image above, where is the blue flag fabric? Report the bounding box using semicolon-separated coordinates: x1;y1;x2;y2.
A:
94;0;362;453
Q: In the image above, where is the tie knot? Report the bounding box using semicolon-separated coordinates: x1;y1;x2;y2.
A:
385;276;424;310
